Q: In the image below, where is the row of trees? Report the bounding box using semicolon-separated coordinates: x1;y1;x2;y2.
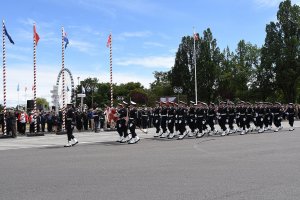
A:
155;0;300;104
75;0;300;108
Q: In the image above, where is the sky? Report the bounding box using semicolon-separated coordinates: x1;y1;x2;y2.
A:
1;0;300;107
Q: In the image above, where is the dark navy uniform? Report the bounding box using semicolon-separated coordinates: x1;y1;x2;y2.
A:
116;106;128;142
128;102;140;144
160;105;168;136
64;105;78;147
286;104;295;131
167;105;176;138
207;105;216;133
153;106;161;137
188;106;196;135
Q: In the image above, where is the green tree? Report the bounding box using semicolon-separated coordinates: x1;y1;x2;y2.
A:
149;71;172;104
36;97;49;110
197;28;222;102
262;0;300;103
217;46;236;100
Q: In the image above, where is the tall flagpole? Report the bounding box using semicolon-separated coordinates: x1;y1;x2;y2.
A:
193;27;198;104
18;84;20;109
2;20;7;135
62;27;66;132
109;33;113;107
33;23;37;134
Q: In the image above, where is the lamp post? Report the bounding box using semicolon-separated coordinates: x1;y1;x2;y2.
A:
117;96;124;102
173;86;183;103
76;77;80;107
86;84;97;108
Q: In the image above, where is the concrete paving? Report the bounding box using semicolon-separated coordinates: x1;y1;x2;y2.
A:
0;121;299;200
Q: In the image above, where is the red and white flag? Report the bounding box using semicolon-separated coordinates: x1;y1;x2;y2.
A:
33;24;40;45
106;33;111;47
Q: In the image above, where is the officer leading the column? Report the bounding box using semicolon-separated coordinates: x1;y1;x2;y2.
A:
64;104;79;147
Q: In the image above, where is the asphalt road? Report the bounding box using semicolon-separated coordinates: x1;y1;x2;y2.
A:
0;123;300;200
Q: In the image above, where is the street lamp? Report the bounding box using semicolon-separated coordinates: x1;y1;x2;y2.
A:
85;85;97;108
173;86;183;103
117;96;124;101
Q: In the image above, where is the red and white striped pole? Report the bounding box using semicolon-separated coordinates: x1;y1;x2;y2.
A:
33;23;37;134
2;20;7;135
62;27;65;131
109;33;113;107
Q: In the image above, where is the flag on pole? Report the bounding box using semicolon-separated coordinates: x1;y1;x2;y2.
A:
33;24;40;45
17;83;19;92
63;29;69;49
106;33;111;47
3;23;14;44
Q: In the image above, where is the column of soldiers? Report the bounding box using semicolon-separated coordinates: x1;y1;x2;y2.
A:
1;101;297;147
127;101;296;140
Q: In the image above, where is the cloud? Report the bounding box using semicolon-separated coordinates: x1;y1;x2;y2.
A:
19;18;56;28
6;53;31;62
117;31;152;40
69;39;96;53
67;25;101;36
19;18;36;26
116;56;175;68
143;42;165;48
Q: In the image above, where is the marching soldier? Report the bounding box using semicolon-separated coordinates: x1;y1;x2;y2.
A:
177;101;188;140
153;101;161;137
160;102;169;138
217;102;228;136
252;102;259;131
246;102;254;133
167;102;176;139
64;104;79;147
128;101;140;144
286;103;295;131
238;101;247;135
272;102;283;132
207;103;216;135
187;101;196;137
116;102;130;143
140;105;149;133
174;103;180;136
263;103;272;131
257;102;265;133
195;102;206;138
227;102;236;134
